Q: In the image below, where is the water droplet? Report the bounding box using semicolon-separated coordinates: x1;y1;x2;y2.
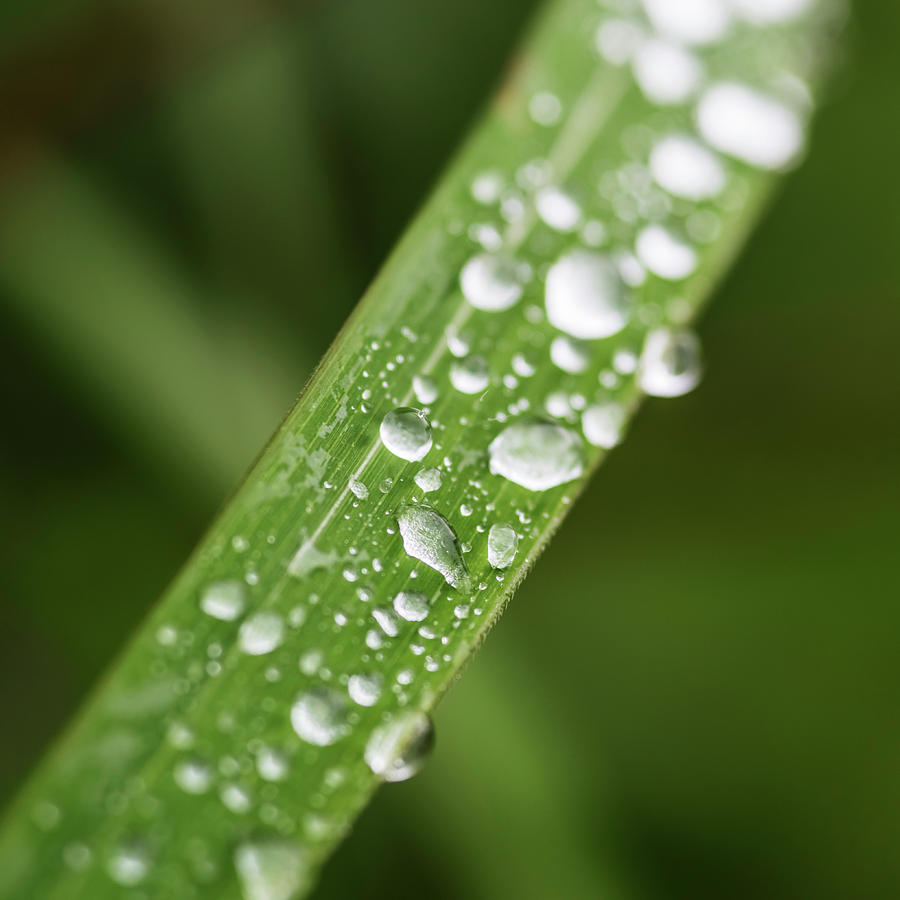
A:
545;250;630;339
256;746;289;782
349;477;369;500
488;421;585;491
174;758;213;794
397;505;470;589
650;134;725;200
582;402;626;448
487;524;518;569
636;225;698;280
200;580;245;621
380;408;433;461
471;170;504;204
460;253;527;311
412;374;438;405
696;82;804;170
529;91;562;126
239;612;285;656
535;186;582;232
235;840;310;900
632;38;702;105
166;721;195;750
372;606;401;637
415;467;443;493
393;590;430;622
220;783;252;814
512;353;537;377
290;688;349;746
450;355;490;394
550;336;591;374
641;0;731;46
730;0;813;24
107;844;150;886
364;711;435;783
638;328;703;397
595;19;645;66
348;673;384;707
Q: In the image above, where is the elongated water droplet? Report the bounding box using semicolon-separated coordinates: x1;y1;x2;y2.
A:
582;402;626;448
200;580;245;621
372;606;400;637
487;524;518;569
397;505;470;589
460;253;527;311
348;477;368;500
636;225;698;280
348;673;383;707
488;421;585;491
650;134;725;200
364;711;435;783
290;688;348;746
380;408;433;461
235;840;310;900
638;328;703;397
393;591;430;622
450;355;490;394
545;250;629;339
415;467;442;493
239;612;285;656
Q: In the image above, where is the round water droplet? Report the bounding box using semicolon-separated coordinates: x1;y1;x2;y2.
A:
107;844;150;886
412;374;438;405
291;688;349;746
545;250;630;339
220;783;252;814
380;408;433;462
174;758;213;794
550;336;591;374
730;0;813;24
632;38;702;105
595;19;645;65
529;91;562;126
488;421;585;492
641;0;731;46
582;402;626;448
487;524;518;569
460;253;527;311
348;673;383;707
393;591;430;622
696;82;804;170
235;840;310;900
535;186;582;232
450;355;490;394
239;611;285;656
397;505;470;589
636;225;698;280
471;170;504;204
415;467;442;493
638;328;703;397
650;134;726;200
256;746;289;782
364;711;435;783
200;580;245;621
349;477;368;500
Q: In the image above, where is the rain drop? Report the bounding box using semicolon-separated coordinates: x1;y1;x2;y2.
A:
234;841;310;900
450;356;490;394
393;591;430;622
107;845;150;886
487;524;518;569
650;134;726;200
412;374;438;405
239;612;285;656
397;505;470;589
200;580;245;621
460;253;527;311
415;467;443;493
638;328;703;397
488;421;585;491
380;407;433;462
290;688;349;746
582;402;626;448
174;758;213;795
364;711;435;783
348;673;384;707
535;186;582;232
636;225;698;280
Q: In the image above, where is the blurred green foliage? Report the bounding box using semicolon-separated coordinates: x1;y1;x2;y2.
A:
1;0;898;898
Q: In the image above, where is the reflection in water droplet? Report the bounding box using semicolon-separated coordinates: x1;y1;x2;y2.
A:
650;134;725;200
696;82;804;170
380;408;433;462
639;328;703;397
415;467;442;493
239;612;285;656
488;421;585;491
636;225;698;280
365;711;435;783
632;38;702;105
450;356;490;394
200;580;245;621
460;253;527;311
582;402;626;448
291;688;349;746
393;591;430;622
397;505;470;589
487;524;518;569
545;250;630;339
235;840;310;900
348;673;384;707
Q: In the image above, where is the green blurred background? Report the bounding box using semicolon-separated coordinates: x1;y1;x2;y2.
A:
1;1;898;897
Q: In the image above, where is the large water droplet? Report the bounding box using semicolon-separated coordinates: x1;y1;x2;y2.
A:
348;673;384;707
545;250;629;339
487;524;518;569
460;253;527;311
290;688;349;746
450;355;490;394
397;505;470;589
393;590;430;622
235;840;310;900
414;467;442;493
636;225;698;280
200;580;246;621
582;402;626;448
696;82;804;170
364;711;435;783
638;328;703;397
650;134;725;200
488;421;585;491
239;612;285;656
380;408;433;461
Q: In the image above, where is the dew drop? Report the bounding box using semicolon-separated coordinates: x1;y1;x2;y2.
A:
545;250;630;339
372;606;401;637
415;467;443;493
107;844;150;886
638;328;703;397
471;170;504;204
234;841;310;900
348;673;384;707
397;505;470;590
412;374;438;405
200;580;245;621
730;0;813;24
632;38;702;105
220;783;252;814
636;225;698;280
529;91;562;126
380;407;433;461
256;747;289;782
450;355;490;394
487;524;518;569
650;134;726;200
348;477;369;500
582;402;626;448
290;688;349;746
393;590;430;622
535;186;582;232
641;0;731;46
488;421;585;491
550;336;591;374
595;19;645;66
239;612;285;656
364;711;435;783
460;253;527;311
174;758;213;794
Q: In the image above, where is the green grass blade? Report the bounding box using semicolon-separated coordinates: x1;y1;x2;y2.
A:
0;1;845;897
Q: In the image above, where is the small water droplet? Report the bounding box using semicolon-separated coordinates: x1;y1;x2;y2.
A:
349;477;369;500
235;840;310;900
290;688;349;746
529;91;562;126
200;580;246;621
582;402;626;448
239;612;285;656
595;19;645;66
372;606;401;637
636;225;698;280
488;421;585;492
107;844;150;886
487;524;518;569
174;758;213;794
412;374;438;405
380;408;433;461
550;336;591;374
471;170;504;204
256;746;289;782
535;186;582;232
650;133;725;200
415;467;442;493
220;783;252;814
397;505;470;589
460;253;527;311
641;0;731;46
633;38;702;105
450;355;490;394
364;711;435;783
638;328;703;397
348;673;384;707
730;0;813;25
393;591;430;622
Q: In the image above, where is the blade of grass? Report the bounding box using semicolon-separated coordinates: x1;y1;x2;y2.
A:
0;1;845;897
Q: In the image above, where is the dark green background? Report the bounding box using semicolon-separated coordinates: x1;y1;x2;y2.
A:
1;1;898;897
